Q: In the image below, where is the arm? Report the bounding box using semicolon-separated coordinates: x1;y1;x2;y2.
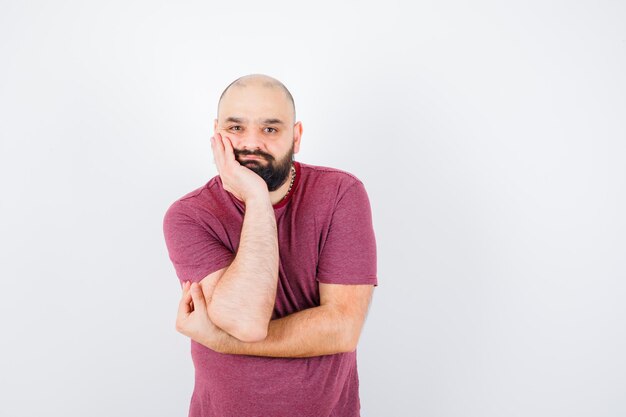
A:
206;195;278;342
216;283;374;357
204;133;278;342
179;280;374;358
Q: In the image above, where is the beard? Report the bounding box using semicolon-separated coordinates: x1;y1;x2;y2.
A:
234;142;295;191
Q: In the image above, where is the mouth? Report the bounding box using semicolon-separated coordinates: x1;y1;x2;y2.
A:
239;155;266;161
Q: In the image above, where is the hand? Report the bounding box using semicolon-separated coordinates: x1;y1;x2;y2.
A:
211;132;269;203
175;281;224;351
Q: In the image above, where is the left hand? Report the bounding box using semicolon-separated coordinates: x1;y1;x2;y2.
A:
175;281;224;351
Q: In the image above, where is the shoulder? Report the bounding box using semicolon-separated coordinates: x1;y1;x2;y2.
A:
299;162;362;182
296;162;371;212
163;176;223;224
298;162;364;191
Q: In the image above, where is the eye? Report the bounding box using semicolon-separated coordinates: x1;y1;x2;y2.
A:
229;126;242;131
264;127;277;133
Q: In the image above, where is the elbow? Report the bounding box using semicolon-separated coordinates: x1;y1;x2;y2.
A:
233;325;268;343
342;333;359;353
341;322;363;353
208;304;269;342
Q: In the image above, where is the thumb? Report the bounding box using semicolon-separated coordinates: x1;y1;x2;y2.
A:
189;282;207;313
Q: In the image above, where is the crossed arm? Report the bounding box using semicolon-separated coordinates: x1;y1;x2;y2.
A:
174;194;375;358
178;271;374;358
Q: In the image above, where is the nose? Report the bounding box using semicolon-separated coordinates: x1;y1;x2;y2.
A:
232;130;264;152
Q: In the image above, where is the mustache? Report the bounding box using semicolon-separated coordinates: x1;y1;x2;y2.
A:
234;149;275;161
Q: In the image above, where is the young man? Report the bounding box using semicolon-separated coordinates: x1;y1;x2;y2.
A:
162;73;378;417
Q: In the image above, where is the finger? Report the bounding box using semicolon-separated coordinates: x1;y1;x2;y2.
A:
218;133;238;168
178;284;193;317
211;133;225;170
185;281;195;309
189;282;207;313
221;136;237;164
210;137;217;165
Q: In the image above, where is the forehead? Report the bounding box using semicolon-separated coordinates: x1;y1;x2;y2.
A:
219;84;292;123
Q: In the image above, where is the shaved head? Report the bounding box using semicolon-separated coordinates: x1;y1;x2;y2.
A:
217;73;296;124
213;73;303;192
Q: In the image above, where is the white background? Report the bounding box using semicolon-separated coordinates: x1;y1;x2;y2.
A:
1;1;625;416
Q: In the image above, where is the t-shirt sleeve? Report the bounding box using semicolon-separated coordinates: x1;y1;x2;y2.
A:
162;201;234;284
316;180;378;286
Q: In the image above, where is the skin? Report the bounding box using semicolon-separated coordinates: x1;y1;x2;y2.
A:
174;74;374;356
212;74;302;205
203;129;280;341
177;278;373;358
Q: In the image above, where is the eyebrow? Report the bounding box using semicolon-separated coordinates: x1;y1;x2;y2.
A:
225;117;285;125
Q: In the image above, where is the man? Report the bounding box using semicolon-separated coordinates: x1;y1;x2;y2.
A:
162;73;378;417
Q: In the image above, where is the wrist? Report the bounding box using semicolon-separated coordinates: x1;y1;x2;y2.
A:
243;193;271;207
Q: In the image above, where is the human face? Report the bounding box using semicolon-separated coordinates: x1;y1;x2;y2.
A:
214;83;302;191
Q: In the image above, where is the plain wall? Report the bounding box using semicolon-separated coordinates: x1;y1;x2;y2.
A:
1;1;625;416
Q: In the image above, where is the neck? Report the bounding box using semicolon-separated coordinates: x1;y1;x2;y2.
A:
268;163;294;206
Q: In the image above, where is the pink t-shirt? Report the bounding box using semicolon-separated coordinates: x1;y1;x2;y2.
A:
163;161;378;417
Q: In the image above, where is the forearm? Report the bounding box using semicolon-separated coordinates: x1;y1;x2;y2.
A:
206;305;354;358
209;195;279;340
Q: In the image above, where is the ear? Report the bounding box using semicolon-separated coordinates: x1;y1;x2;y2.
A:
293;121;303;154
213;118;218;133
